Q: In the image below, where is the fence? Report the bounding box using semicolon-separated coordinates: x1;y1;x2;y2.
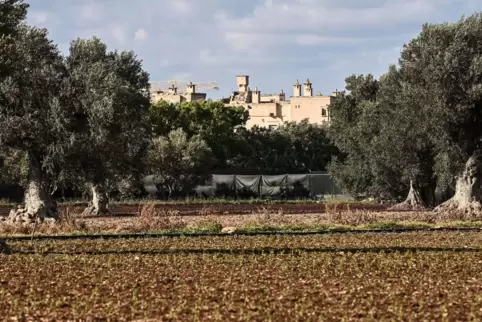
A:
143;172;344;199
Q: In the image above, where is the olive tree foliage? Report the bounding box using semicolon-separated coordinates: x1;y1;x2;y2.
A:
370;66;436;209
0;0;28;188
327;74;381;198
327;71;436;207
150;100;248;168
397;13;482;215
0;24;71;222
229;120;338;174
0;0;28;36
0;148;27;185
65;37;151;215
148;129;213;199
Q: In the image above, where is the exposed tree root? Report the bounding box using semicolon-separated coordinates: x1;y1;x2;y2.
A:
6;154;59;225
82;204;109;217
434;153;482;218
389;180;427;211
7;202;59;225
434;199;482;219
82;184;109;216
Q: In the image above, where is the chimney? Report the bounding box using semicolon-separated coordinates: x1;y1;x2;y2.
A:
252;86;260;103
303;78;312;97
186;81;196;94
169;84;177;94
293;79;301;97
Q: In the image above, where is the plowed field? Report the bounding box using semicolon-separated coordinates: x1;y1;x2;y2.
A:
1;231;482;321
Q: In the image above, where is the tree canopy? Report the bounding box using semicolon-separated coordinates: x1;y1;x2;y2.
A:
65;36;151;215
5;2;482;220
151;100;248;168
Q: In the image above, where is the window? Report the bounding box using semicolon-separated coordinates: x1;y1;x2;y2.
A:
321;108;327;116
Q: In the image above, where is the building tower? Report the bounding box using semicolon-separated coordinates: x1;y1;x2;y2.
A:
168;84;177;94
279;89;285;101
303;78;312;96
252;86;260;103
236;75;249;93
186;81;196;94
293;79;301;97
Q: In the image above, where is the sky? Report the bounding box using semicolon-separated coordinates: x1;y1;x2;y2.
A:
25;0;482;99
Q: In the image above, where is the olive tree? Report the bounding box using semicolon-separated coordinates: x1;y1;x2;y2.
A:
328;70;436;208
148;129;213;199
0;25;69;223
372;65;436;209
400;13;482;215
65;37;151;215
0;0;28;37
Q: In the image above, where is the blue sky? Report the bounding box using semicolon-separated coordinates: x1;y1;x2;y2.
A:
25;0;481;99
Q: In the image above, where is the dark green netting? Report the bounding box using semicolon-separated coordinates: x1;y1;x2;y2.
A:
143;173;342;198
235;175;261;195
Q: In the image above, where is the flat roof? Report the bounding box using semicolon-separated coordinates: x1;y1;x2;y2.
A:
236;75;249;77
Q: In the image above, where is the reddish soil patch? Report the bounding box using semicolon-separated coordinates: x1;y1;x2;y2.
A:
75;203;388;216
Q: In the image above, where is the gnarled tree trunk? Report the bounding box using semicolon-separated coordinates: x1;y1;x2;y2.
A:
82;183;109;216
389;180;427;211
7;153;58;224
434;153;482;217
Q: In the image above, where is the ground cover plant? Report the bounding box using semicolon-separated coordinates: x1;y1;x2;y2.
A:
2;204;482;236
1;231;482;320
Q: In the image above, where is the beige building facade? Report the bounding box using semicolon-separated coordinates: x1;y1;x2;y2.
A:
225;75;336;129
151;82;207;104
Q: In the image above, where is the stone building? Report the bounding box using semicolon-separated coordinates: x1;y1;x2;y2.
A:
151;82;207;104
225;75;337;129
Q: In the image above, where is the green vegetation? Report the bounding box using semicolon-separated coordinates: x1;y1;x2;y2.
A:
4;2;482;320
329;14;482;214
2;1;482;220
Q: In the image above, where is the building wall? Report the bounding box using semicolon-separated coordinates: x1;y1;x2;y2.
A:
244;102;290;128
260;94;284;103
152;75;334;130
151;92;207;104
152;92;182;104
289;96;332;124
225;75;334;129
228;97;332;129
184;93;207;102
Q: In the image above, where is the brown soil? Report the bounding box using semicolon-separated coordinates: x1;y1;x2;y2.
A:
1;232;482;320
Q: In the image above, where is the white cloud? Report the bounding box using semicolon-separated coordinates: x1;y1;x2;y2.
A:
160;59;170;67
215;0;439;33
134;28;147;41
171;72;193;81
23;0;482;99
223;32;284;51
110;25;126;44
171;1;191;14
80;3;104;21
32;11;48;24
295;34;359;46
